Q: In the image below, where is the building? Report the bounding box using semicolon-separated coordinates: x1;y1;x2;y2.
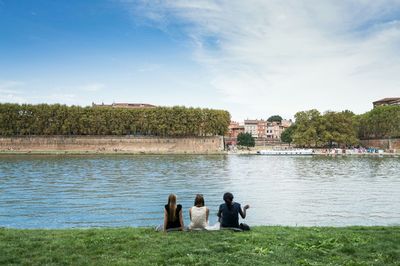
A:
229;118;293;145
228;121;245;139
257;120;266;138
92;102;157;109
281;119;293;128
266;119;293;140
244;120;259;138
266;121;281;140
242;118;293;140
373;98;400;108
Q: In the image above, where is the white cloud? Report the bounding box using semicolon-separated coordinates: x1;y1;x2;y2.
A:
128;0;400;119
28;93;78;105
79;83;105;92
0;80;24;92
0;94;27;103
47;93;77;101
0;80;27;103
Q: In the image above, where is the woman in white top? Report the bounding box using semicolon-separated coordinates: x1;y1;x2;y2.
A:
189;194;209;230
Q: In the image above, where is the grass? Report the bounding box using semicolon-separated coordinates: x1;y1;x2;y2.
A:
1;226;399;265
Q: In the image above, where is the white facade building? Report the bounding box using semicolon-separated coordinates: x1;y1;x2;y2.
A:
244;120;258;138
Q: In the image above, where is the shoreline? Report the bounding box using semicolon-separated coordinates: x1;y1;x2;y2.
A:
1;150;399;156
228;149;400;156
1;136;398;156
1;224;399;229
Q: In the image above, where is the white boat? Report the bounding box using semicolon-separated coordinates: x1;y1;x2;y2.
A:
257;149;314;155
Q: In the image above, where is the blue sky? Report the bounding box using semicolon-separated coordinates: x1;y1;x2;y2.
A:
1;0;400;120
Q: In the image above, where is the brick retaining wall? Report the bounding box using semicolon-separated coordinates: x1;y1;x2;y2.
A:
0;136;224;154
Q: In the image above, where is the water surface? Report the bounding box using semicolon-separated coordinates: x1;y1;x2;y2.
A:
0;155;399;228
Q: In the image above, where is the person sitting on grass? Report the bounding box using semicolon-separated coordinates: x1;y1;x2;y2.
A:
164;194;184;232
189;194;209;230
217;192;250;230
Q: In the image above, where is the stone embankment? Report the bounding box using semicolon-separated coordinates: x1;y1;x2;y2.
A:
0;136;224;154
360;138;400;151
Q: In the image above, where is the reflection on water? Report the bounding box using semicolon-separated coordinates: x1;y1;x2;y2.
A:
0;155;399;228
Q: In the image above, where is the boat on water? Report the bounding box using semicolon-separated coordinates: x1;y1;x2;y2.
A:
257;149;314;155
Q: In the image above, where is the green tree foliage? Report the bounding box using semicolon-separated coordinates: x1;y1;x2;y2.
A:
281;125;295;146
237;132;255;147
322;110;358;147
292;109;358;147
292;109;323;147
267;115;283;123
0;103;231;137
357;106;400;139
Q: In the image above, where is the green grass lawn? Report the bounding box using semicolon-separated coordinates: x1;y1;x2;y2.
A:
1;226;399;265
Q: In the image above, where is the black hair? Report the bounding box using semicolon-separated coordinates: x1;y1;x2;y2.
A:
223;192;234;209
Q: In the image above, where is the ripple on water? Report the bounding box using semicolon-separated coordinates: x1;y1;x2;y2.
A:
0;155;399;228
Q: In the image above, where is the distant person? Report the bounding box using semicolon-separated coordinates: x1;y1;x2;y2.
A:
189;194;209;230
217;192;250;230
163;194;184;232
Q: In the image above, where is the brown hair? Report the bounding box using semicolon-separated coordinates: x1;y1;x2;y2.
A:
194;194;205;207
167;194;177;221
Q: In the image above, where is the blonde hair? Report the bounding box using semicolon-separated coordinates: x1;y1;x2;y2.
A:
167;194;177;221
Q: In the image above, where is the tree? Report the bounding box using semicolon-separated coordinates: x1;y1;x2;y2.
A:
237;132;255;147
357;106;400;139
291;109;359;148
322;110;358;147
267;115;283;123
281;125;295;146
0;103;231;137
292;109;322;147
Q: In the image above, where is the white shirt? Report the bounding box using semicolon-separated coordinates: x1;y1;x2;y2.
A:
189;206;208;229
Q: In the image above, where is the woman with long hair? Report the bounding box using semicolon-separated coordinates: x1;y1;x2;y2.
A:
163;194;184;231
189;194;209;230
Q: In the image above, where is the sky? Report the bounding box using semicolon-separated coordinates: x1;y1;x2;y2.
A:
1;0;400;121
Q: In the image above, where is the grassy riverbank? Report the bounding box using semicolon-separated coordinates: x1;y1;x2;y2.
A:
1;226;399;265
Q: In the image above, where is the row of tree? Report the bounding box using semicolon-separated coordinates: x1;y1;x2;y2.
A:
288;109;358;147
0;103;231;137
357;105;400;139
281;106;400;148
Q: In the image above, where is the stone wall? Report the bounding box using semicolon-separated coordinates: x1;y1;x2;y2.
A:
0;136;224;154
360;138;400;151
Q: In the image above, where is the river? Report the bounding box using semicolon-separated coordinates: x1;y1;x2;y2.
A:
0;155;399;228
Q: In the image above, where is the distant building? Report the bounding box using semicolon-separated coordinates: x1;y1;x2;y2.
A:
281;119;293;128
266;119;293;140
373;98;400;108
228;121;245;139
92;102;157;109
244;120;259;138
257;120;266;138
266;121;281;140
242;118;293;140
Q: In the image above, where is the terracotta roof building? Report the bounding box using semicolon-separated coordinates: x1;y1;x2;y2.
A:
228;121;245;139
373;98;400;108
